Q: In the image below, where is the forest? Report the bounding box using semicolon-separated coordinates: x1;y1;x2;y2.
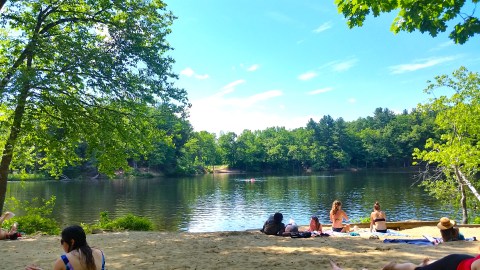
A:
6;106;433;178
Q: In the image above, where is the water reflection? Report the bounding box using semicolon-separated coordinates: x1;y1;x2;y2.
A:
6;170;452;232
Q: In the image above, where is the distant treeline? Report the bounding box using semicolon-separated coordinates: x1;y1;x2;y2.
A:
133;106;436;175
15;106;437;178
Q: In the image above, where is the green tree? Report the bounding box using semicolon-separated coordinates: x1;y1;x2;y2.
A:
335;0;480;44
0;1;189;213
414;67;480;223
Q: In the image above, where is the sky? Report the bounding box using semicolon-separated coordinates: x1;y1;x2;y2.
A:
164;1;480;135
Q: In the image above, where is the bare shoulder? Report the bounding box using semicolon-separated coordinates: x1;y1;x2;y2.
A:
53;258;66;270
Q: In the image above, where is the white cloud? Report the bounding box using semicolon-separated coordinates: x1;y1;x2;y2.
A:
389;56;457;74
247;64;260;72
180;67;195;77
332;59;358;72
187;81;288;135
308;87;333;95
313;22;332;33
348;98;356;104
222;79;245;90
298;71;317;81
180;67;209;80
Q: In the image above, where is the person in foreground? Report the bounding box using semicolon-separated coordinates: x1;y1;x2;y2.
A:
26;225;105;270
329;253;480;270
370;201;387;233
330;200;350;233
437;217;464;242
0;211;19;240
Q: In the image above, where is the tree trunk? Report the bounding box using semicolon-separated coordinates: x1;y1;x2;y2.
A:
0;54;32;213
456;167;480;203
454;166;469;224
0;85;29;213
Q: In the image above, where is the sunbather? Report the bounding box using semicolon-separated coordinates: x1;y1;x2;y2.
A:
370;201;387;233
329;253;480;270
329;200;350;233
0;211;18;240
25;225;105;270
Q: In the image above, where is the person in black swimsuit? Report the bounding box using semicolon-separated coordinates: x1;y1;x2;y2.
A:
370;201;387;233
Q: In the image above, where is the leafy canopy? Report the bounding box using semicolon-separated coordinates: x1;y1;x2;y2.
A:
334;0;480;44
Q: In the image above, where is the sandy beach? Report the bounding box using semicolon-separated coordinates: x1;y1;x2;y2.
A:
1;226;479;270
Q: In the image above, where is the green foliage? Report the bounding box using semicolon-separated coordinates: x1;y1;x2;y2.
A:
335;0;480;44
414;67;480;223
4;196;60;235
93;211;154;231
350;216;371;223
473;216;480;224
0;0;189;213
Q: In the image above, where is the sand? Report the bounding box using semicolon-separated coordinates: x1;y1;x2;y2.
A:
1;226;479;270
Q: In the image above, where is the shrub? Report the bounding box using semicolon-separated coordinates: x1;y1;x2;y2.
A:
4;196;60;235
96;211;154;231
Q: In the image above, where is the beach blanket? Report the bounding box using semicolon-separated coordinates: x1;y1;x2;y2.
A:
383;238;434;246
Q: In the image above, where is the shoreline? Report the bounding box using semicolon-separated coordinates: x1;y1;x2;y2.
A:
2;226;479;270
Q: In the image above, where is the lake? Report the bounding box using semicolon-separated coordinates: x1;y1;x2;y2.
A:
5;170;453;232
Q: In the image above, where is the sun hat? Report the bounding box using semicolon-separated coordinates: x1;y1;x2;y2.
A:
437;217;455;230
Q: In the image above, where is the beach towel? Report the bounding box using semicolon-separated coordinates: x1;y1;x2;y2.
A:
383;239;434;246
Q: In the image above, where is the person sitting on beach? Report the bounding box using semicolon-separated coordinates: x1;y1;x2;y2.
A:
260;212;285;236
437;216;464;242
0;211;19;240
330;200;350;233
370;201;387;233
308;215;323;233
25;225;105;270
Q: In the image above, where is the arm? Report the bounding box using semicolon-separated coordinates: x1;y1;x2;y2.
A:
370;212;374;232
53;258;66;270
342;211;349;222
329;211;334;223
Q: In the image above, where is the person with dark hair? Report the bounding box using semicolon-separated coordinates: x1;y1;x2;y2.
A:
0;211;19;240
260;212;286;235
330;200;350;233
437;217;465;242
370;201;387;233
308;215;323;233
25;225;105;270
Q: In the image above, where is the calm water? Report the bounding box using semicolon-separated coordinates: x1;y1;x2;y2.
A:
5;170;453;232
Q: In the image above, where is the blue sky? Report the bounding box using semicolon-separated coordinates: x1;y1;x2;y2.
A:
164;1;480;135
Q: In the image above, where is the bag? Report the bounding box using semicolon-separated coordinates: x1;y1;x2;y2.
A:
290;232;311;238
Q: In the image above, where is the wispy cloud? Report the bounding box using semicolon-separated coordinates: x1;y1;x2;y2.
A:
247;64;260;72
313;22;332;33
332;59;358;72
222;80;245;90
298;71;317;81
180;67;210;80
389;56;458;74
308;87;333;95
266;11;296;24
430;41;454;52
348;98;356;104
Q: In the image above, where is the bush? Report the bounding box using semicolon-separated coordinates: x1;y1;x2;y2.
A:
4;196;60;235
14;214;60;235
94;211;154;231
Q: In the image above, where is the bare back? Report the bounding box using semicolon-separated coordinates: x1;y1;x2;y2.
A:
54;248;104;270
